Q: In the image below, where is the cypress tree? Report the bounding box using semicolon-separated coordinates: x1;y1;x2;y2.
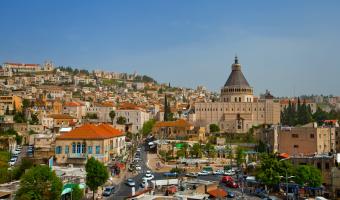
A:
164;95;168;121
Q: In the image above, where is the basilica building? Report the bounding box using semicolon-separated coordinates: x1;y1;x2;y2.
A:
194;57;281;133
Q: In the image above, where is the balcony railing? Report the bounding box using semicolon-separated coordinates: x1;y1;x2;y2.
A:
68;153;87;159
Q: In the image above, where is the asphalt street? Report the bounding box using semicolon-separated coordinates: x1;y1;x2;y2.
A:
106;145;261;200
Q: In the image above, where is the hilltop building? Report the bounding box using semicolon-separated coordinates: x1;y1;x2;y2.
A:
193;57;281;133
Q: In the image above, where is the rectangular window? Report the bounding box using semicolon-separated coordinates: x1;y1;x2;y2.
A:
56;146;62;154
325;163;330;170
317;162;321;169
88;146;92;154
310;134;315;138
292;134;299;138
65;145;69;154
293;145;299;148
96;146;100;154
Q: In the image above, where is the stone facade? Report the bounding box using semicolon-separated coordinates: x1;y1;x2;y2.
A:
194;57;280;133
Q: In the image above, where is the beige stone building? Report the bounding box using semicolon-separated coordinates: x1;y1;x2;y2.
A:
55;124;125;165
278;125;335;156
194;57;281;133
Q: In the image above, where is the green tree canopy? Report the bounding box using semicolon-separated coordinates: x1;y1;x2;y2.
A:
209;124;220;133
72;185;84;200
256;154;295;191
294;165;322;187
15;165;63;200
235;146;246;167
116;116;127;125
190;143;202;158
109;110;116;123
142;119;156;137
85;157;109;200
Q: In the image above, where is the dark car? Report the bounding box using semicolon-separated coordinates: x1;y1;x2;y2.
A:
226;181;239;188
102;186;115;196
227;191;236;198
163;172;178;177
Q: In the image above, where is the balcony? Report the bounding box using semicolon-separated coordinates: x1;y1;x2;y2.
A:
68;153;87;159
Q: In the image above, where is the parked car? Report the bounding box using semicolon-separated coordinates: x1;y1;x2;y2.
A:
163;172;178;177
227;191;236;198
140;178;148;188
221;176;234;183
226;181;239;188
185;172;198;178
102;186;115;196
198;171;210;176
126;179;136;187
262;196;279;200
135;164;142;171
224;170;235;176
213;169;224;175
8;158;17;166
144;171;154;181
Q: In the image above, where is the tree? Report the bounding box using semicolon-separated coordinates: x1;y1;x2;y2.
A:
116;116;127;125
72;185;84;200
190;143;202;158
109;110;116;123
313;106;329;125
30;113;39;125
235;146;246;168
22;99;30;110
182;142;189;158
204;143;216;158
5;106;10;115
209;124;220;133
13;101;16;114
142;119;156;137
15;165;62;200
85;157;109;200
164;95;169;121
256;154;294;192
176;149;185;158
294;165;322;187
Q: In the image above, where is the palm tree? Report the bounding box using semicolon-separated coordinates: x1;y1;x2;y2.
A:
182;142;189;158
190;143;202;158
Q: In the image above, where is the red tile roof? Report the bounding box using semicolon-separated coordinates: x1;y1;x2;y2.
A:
64;102;84;107
154;119;193;128
57;124;124;140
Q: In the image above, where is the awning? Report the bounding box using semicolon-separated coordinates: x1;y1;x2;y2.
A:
207;188;227;197
278;153;289;159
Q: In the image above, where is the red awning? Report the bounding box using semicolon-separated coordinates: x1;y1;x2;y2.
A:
278;153;289;159
207;188;227;197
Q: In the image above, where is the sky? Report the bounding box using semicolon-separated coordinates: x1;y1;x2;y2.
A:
0;0;339;96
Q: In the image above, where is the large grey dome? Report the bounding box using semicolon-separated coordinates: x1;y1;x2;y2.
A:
224;56;251;88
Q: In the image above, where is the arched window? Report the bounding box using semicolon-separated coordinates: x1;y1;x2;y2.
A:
72;143;76;153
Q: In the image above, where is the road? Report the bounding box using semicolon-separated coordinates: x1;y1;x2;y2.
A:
107;145;261;200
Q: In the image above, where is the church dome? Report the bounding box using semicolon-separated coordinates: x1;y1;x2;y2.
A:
224;56;251;88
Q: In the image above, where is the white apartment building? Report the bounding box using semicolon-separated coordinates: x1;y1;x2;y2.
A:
114;103;150;133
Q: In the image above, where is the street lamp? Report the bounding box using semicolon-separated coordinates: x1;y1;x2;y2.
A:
279;158;294;200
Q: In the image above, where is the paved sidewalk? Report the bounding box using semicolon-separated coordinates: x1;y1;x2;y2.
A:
147;153;173;172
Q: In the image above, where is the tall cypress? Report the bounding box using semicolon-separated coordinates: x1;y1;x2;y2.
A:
164;95;168;121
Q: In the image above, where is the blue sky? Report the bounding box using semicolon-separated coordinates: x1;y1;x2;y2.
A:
0;1;339;96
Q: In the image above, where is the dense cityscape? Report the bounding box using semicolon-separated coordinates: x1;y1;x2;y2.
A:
1;1;340;200
0;57;339;200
